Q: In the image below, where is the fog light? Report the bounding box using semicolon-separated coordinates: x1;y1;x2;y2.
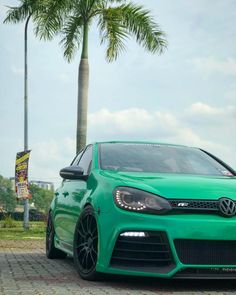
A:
120;231;146;237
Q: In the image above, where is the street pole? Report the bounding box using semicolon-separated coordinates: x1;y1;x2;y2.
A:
23;15;31;230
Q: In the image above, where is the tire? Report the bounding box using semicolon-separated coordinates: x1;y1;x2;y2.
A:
73;206;100;280
46;212;67;259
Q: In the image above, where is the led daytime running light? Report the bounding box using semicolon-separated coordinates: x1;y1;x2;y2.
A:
120;231;146;237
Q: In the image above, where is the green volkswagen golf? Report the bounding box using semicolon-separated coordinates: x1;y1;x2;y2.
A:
46;141;236;280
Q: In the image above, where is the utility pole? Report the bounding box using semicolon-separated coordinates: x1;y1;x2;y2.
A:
23;15;31;230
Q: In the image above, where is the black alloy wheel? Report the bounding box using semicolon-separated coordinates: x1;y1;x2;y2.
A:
74;206;100;280
46;212;67;259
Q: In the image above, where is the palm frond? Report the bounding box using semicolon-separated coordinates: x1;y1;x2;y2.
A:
101;0;127;5
3;1;32;24
118;2;167;54
98;6;128;62
60;15;83;62
94;0;126;13
72;0;98;21
34;0;70;40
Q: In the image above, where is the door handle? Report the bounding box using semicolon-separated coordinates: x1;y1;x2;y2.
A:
63;192;69;197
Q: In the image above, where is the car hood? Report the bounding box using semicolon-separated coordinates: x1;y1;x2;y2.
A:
100;171;236;200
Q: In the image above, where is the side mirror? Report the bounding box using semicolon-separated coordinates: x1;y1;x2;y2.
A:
60;166;87;180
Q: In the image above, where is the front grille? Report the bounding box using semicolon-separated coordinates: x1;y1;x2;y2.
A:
110;231;175;273
174;268;236;279
175;239;236;265
169;199;219;211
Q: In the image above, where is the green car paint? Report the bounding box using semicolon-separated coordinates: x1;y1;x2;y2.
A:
49;141;236;279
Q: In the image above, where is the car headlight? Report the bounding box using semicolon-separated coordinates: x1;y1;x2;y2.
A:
113;187;172;214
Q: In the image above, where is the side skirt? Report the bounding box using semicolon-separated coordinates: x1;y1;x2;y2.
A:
55;238;73;256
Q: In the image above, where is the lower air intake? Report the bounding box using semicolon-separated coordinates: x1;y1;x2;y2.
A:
110;231;174;273
175;239;236;265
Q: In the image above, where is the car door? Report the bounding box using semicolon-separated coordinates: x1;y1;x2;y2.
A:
54;150;84;246
56;145;93;250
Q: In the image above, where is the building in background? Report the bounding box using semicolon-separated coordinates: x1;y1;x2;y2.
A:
9;177;15;190
29;180;54;191
9;178;54;191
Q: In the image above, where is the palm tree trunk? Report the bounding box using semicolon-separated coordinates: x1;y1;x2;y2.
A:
76;23;89;154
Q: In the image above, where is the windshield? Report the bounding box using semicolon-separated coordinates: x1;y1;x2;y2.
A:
99;143;233;176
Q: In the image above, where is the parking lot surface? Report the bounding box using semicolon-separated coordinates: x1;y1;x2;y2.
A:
0;241;236;295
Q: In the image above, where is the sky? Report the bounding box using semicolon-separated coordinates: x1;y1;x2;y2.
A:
1;0;236;187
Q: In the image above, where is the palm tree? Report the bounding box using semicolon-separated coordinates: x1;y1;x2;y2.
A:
36;0;167;153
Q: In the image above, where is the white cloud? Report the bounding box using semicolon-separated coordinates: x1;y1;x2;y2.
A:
187;102;221;115
225;89;236;102
88;107;225;148
11;66;23;76
58;73;70;83
89;108;156;135
185;102;236;127
192;57;236;76
29;138;75;187
186;102;236;117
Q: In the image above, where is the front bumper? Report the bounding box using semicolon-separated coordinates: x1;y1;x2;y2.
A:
96;209;236;278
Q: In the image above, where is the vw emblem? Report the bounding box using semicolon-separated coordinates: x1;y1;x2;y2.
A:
219;198;236;217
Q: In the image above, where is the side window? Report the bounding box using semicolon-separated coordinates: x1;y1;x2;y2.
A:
71;150;84;166
78;146;93;175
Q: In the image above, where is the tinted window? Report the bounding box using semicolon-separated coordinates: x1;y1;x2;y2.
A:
78;146;93;175
99;143;233;176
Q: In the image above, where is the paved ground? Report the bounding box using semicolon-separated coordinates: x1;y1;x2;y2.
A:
1;241;236;295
